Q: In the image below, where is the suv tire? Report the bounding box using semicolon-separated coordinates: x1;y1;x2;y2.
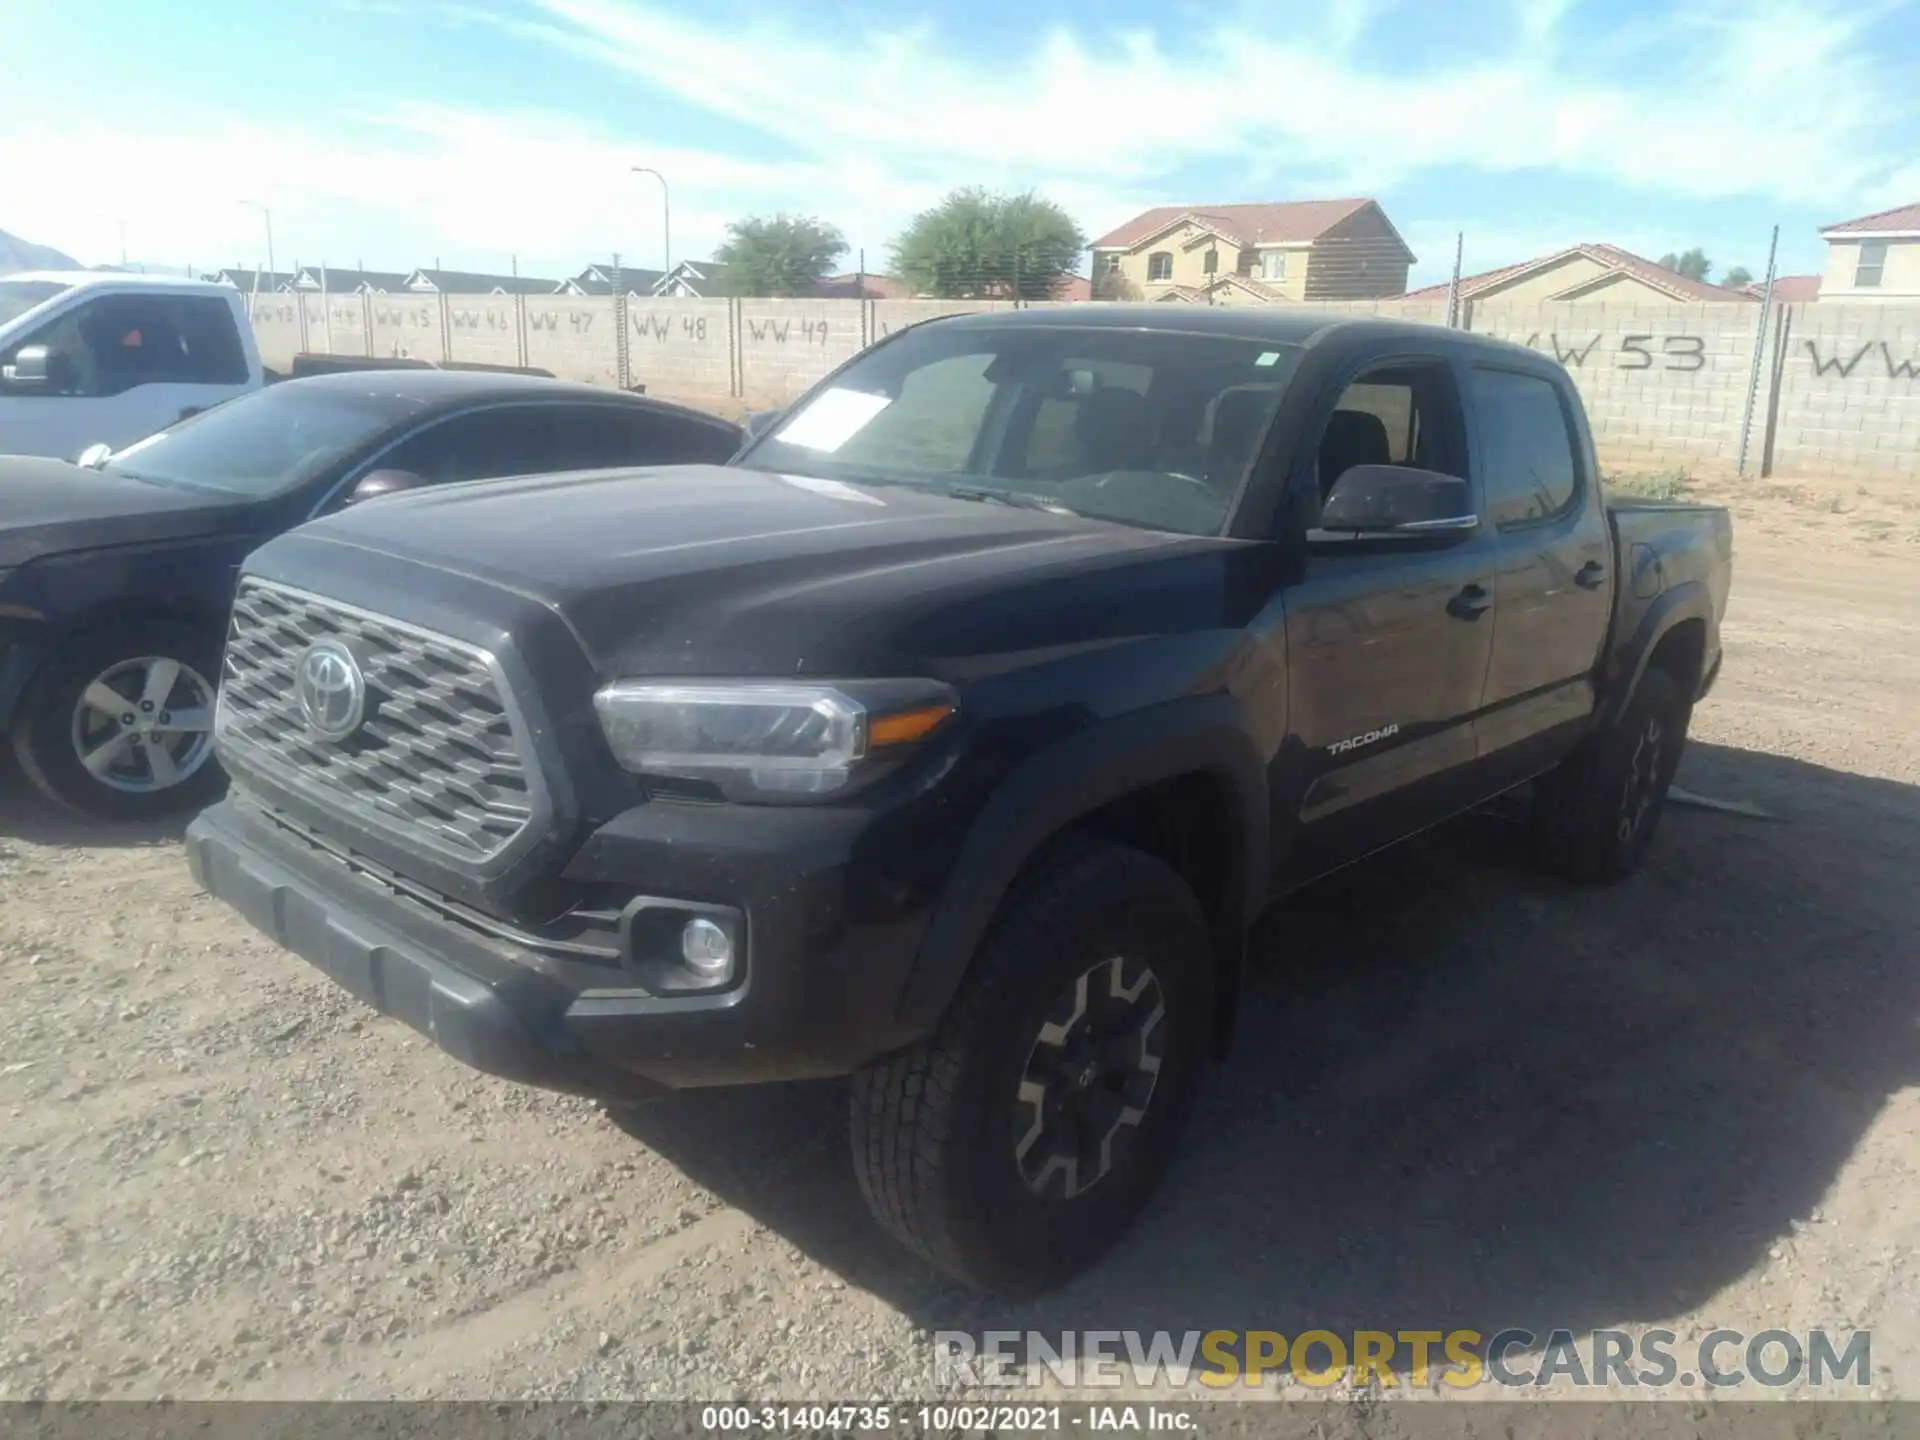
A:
850;837;1212;1295
1532;664;1691;884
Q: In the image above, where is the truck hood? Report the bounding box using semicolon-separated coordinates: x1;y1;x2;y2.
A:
262;463;1242;678
0;454;248;567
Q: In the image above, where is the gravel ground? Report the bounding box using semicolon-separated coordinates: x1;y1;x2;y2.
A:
0;488;1915;1403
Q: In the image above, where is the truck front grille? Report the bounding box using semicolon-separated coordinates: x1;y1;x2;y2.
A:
218;579;535;863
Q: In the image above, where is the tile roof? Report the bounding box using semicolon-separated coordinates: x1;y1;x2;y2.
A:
1092;199;1376;251
298;267;413;292
1820;202;1920;235
407;268;559;295
1741;274;1822;302
1403;243;1754;303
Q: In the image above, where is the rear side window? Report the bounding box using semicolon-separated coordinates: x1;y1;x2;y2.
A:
1468;368;1580;526
553;404;740;468
381;407;563;485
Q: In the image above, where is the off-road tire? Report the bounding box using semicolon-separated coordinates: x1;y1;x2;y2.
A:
11;620;226;822
1532;664;1691;884
850;837;1212;1295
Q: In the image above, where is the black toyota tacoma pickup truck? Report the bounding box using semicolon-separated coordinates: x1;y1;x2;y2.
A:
185;308;1731;1294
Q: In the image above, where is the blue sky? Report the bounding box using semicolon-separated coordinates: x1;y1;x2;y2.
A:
4;0;1916;287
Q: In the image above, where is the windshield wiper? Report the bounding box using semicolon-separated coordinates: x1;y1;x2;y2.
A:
943;484;1076;514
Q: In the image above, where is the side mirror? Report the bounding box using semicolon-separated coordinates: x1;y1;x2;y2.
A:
744;408;782;442
344;468;427;506
1319;464;1477;535
4;344;57;391
77;442;113;469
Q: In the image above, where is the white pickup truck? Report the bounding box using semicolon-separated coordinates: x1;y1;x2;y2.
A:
0;272;264;461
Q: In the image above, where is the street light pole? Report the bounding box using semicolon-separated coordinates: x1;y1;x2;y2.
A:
630;166;670;279
239;200;276;284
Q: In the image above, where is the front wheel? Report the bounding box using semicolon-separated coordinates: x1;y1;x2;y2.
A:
10;620;226;822
850;839;1212;1295
1531;665;1691;884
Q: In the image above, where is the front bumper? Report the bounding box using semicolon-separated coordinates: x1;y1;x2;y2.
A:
186;796;934;1099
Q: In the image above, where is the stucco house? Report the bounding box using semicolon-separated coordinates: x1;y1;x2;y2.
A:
1819;203;1920;301
1403;243;1754;306
1089;199;1414;303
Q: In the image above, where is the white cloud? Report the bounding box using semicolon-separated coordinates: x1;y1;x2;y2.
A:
1;0;1911;277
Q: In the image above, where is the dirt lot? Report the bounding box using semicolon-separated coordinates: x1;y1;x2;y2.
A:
0;484;1916;1403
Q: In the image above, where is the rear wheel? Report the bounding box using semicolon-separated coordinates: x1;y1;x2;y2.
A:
1532;664;1691;883
11;621;225;822
850;838;1212;1295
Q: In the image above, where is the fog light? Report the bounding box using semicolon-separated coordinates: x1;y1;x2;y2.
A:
680;918;734;980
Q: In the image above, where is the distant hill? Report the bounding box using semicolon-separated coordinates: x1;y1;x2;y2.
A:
0;228;80;275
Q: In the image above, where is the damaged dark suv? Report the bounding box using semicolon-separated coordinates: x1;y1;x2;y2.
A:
185;307;1731;1294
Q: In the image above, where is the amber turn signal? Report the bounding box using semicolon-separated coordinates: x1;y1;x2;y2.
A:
868;702;955;747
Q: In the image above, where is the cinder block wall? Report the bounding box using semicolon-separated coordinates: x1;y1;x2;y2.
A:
736;299;864;406
441;297;521;368
626;299;731;398
241;291;1920;480
1768;303;1920;478
521;297;617;386
368;296;446;364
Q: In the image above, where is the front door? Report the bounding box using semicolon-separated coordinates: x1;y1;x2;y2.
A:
1274;355;1497;887
1464;364;1613;784
0;292;253;461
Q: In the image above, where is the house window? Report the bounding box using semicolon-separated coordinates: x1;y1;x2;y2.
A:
1855;241;1888;288
1147;252;1173;282
1261;250;1288;281
1103;254;1123;274
1203;248;1219;276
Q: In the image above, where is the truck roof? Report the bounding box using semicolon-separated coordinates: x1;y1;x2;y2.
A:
1;270;238;295
930;302;1541;360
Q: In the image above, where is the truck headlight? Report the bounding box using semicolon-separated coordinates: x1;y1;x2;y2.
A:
592;680;956;802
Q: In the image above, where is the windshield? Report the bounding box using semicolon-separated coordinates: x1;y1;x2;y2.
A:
106;384;425;497
0;279;71;327
738;322;1302;536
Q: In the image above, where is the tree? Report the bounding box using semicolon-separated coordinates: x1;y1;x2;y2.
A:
1092;266;1140;301
1722;265;1754;289
714;213;848;297
889;188;1087;301
1657;247;1713;283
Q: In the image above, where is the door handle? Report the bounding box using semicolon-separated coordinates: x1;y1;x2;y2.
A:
1447;583;1492;621
1574;560;1607;590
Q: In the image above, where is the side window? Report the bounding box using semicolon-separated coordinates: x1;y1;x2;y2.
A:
833;352;996;473
173;298;251;384
1467;368;1580;527
9;295;248;396
554;405;740;469
1855;240;1888;289
381;407;561;486
1313;361;1465;506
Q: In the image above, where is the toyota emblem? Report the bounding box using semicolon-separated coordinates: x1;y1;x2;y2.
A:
295;640;367;741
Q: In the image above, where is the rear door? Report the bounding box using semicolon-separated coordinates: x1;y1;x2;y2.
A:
1465;364;1613;783
1274;350;1498;886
